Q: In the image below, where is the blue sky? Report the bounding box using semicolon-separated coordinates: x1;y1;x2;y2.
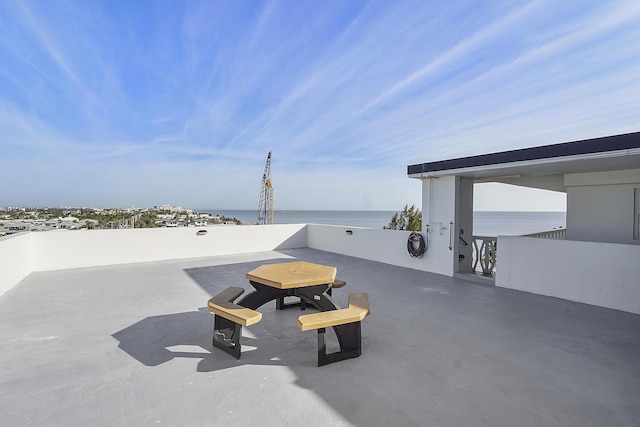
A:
1;1;639;210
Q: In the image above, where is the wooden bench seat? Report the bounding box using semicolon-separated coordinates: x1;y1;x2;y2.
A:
297;292;368;330
297;292;370;366
331;279;347;289
208;287;262;327
208;287;262;359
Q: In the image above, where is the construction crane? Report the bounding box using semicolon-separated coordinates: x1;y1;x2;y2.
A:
255;151;274;225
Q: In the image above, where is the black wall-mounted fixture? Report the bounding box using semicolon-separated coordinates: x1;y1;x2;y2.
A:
196;230;208;236
345;230;353;235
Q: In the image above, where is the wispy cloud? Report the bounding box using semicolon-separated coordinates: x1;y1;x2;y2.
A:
1;0;639;209
356;0;551;115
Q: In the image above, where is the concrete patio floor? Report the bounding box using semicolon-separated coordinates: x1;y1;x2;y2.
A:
1;248;639;426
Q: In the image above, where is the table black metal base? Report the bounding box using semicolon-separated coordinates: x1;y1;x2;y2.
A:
276;296;307;310
212;315;242;359
238;281;354;360
239;281;339;312
275;287;335;311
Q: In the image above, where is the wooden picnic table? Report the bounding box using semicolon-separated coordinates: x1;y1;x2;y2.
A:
209;261;369;365
238;261;339;312
245;261;336;289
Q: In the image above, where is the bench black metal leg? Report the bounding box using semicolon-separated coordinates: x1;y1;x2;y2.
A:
317;321;362;366
213;315;242;359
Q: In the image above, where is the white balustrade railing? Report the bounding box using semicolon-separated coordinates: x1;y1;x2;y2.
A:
524;228;566;239
472;228;566;276
472;236;497;276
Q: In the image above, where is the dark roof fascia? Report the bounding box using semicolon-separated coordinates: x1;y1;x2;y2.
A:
407;131;640;176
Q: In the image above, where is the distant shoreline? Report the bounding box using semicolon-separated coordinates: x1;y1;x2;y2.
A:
204;210;566;235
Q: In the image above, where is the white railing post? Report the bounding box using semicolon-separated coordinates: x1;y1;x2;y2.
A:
472;236;497;276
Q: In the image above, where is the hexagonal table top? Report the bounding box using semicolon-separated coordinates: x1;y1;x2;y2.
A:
246;261;337;289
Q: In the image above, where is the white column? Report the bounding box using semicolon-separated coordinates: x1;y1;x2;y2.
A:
420;176;475;276
455;178;474;273
421;176;456;276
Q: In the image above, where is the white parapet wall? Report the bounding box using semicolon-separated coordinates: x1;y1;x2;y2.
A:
496;236;640;315
2;224;456;299
0;233;33;297
31;224;307;272
307;224;449;273
0;225;308;298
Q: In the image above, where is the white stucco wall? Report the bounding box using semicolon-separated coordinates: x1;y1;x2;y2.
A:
307;225;431;271
565;168;640;245
306;220;473;275
0;233;32;297
496;236;640;314
2;222;459;299
4;223;638;316
31;225;307;272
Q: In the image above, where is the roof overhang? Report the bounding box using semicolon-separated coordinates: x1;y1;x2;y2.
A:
407;132;640;192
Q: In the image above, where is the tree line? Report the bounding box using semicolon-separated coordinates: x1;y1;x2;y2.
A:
383;204;421;231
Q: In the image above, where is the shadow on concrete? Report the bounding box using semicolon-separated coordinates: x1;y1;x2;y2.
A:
111;251;416;425
110;302;411;424
112;307;214;367
111;305;320;372
110;248;640;426
111;252;324;371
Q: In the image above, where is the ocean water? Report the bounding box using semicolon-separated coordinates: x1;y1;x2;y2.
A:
205;210;396;228
472;211;565;236
205;210;566;237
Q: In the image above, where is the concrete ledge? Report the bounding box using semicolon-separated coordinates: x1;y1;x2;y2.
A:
496;236;640;314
